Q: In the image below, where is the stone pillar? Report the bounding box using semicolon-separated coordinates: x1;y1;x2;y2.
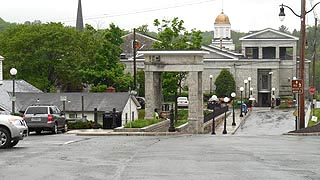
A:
276;46;280;59
187;71;204;133
0;55;3;85
144;71;162;119
258;47;263;59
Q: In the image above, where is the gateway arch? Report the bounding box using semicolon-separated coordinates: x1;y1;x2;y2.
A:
141;50;208;134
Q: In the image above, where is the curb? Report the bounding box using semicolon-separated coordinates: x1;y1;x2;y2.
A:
231;110;251;135
283;132;320;136
67;130;182;136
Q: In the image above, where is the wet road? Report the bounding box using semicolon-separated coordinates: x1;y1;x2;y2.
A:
1;108;319;180
235;108;296;136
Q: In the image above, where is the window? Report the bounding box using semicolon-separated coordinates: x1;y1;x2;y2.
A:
261;75;269;89
280;47;293;60
245;47;258;59
262;47;276;59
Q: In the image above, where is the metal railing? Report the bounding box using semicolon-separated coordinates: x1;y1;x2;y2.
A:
204;106;228;123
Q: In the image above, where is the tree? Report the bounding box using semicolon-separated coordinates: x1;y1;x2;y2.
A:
214;69;236;98
80;23;133;92
0;22;87;92
152;17;202;100
0;17;15;31
279;25;290;33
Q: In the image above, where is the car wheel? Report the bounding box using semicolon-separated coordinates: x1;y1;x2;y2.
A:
9;140;19;148
52;123;58;134
62;122;68;133
0;127;11;149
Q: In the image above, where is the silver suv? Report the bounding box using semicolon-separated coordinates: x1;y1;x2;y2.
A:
23;105;67;134
0;115;28;149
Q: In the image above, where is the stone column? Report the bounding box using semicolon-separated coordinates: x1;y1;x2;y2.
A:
258;47;263;59
275;46;280;59
0;55;3;85
187;71;204;133
144;71;162;120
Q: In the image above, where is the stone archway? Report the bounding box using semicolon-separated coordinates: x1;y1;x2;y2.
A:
140;50;208;134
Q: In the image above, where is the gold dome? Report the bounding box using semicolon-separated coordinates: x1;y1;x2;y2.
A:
214;12;230;24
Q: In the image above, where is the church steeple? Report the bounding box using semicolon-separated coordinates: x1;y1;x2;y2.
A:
76;0;84;31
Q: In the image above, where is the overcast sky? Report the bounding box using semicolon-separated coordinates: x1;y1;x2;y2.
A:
0;0;319;33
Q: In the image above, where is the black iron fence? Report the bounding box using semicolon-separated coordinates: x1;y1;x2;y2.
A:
204;106;228;123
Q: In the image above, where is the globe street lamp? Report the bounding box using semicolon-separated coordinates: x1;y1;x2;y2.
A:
279;1;320;129
209;74;213;94
248;77;251;99
250;87;253;97
231;92;236;126
222;97;229;134
271;88;276;109
10;68;17;114
239;87;244;117
244;79;248;100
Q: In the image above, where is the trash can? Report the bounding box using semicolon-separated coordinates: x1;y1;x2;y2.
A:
103;111;122;129
276;97;281;106
102;112;113;129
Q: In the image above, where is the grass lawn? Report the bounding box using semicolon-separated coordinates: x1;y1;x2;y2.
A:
124;119;162;128
309;108;320;127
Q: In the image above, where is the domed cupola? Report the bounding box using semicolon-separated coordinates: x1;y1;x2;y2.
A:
212;11;234;51
214;12;230;25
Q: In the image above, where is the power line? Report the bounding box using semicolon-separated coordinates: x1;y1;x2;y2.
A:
57;0;217;23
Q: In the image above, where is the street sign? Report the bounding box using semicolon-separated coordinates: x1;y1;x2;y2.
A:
309;86;316;95
292;79;303;94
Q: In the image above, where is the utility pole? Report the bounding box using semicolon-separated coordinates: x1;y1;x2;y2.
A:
312;18;317;115
299;0;306;129
133;28;137;90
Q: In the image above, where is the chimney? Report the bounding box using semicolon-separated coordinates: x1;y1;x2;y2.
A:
0;55;4;85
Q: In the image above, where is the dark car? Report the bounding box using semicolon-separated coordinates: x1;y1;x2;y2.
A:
23;105;67;134
136;97;145;109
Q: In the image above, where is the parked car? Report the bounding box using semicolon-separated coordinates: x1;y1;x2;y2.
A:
136;97;145;109
177;97;189;108
0;115;28;149
23;105;67;134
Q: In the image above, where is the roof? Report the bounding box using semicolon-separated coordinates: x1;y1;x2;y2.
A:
202;45;243;60
121;32;159;59
239;28;299;41
214;12;230;24
15;92;139;113
0;80;42;112
0;80;42;93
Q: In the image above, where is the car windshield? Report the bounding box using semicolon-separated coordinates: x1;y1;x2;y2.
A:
178;97;187;101
25;107;48;114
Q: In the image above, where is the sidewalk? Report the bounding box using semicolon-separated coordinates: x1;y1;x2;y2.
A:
68;109;249;136
214;108;249;135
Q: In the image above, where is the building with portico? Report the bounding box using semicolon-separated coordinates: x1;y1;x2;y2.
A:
120;11;309;107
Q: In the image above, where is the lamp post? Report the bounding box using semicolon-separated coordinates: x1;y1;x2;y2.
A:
10;68;17;114
271;88;276;109
222;97;229;134
244;79;248;100
250;87;253;97
279;1;320;129
231;92;236;126
239;87;244;117
248;77;251;99
209;74;213;94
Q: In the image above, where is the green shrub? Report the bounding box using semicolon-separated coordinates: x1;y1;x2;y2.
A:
68;121;102;129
